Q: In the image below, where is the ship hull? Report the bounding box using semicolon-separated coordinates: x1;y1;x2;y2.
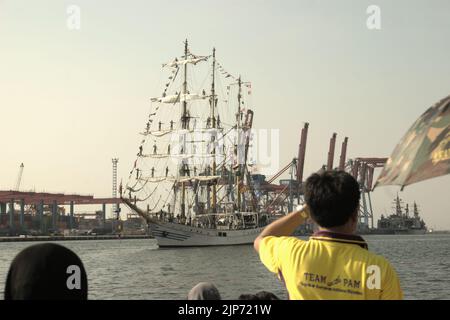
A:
149;221;264;247
393;229;427;235
361;228;427;235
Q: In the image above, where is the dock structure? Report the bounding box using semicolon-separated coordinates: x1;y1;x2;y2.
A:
0;191;123;235
251;123;389;235
346;157;388;230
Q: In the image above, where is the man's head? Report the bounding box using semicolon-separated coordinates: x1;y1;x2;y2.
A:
304;170;360;231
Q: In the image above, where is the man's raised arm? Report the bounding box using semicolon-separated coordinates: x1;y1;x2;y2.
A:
253;205;310;253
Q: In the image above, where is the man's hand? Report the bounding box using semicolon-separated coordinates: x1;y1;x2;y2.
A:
254;205;310;253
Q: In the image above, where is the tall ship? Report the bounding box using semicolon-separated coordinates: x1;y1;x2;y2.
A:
122;40;270;247
375;195;427;234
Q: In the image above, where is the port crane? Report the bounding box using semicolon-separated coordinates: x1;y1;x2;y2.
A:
14;163;24;191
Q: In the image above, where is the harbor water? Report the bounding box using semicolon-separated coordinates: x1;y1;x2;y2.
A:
0;234;448;300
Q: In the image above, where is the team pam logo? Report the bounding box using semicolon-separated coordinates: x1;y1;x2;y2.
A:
302;265;381;291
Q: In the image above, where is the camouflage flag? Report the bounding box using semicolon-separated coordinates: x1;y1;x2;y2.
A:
375;94;450;190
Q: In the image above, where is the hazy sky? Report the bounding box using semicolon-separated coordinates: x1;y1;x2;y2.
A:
0;0;449;228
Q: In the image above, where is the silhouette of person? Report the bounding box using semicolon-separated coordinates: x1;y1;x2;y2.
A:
4;243;88;300
188;282;221;300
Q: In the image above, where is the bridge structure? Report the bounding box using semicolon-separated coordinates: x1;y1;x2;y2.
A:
0;190;123;234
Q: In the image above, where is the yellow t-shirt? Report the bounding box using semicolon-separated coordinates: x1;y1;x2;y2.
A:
259;231;403;300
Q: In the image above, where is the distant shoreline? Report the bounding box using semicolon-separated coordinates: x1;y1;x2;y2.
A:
0;235;153;243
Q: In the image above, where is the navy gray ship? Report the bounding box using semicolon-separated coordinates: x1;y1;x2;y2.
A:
293;195;428;236
373;195;427;235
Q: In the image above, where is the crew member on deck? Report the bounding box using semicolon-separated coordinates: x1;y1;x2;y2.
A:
186;111;191;129
186;165;191;177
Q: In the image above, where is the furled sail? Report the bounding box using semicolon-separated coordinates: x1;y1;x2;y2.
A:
162;56;208;68
140;130;173;137
138;177;173;183
140;128;221;137
150;93;209;104
138;175;221;184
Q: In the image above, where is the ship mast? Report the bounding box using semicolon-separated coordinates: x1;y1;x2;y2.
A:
180;39;188;219
211;48;217;212
182;39;188;130
236;76;242;211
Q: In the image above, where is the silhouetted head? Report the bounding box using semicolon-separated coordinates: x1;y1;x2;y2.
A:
4;243;88;300
304;170;360;230
254;291;280;300
187;282;221;300
238;293;258;300
238;291;280;300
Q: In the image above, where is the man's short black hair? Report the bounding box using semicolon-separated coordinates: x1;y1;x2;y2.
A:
304;170;360;228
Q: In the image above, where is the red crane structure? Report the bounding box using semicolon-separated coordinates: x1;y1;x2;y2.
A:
346;157;388;230
258;127;387;234
258;123;309;215
324;132;387;231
